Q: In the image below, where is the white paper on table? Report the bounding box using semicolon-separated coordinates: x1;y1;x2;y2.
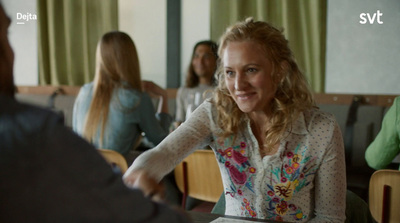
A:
210;217;257;223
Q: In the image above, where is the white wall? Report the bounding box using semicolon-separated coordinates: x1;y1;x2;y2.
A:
6;0;400;94
326;0;400;94
3;0;38;85
181;0;211;84
119;0;211;87
119;0;167;87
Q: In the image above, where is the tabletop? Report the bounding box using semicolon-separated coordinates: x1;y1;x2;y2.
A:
187;211;290;223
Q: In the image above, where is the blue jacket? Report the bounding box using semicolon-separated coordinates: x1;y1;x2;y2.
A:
73;83;172;156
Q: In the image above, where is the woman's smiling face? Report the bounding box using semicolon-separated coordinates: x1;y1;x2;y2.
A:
223;41;277;114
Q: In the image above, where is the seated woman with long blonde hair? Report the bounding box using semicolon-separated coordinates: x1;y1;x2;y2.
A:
73;31;172;164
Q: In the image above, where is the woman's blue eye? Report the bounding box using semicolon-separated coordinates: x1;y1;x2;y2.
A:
225;71;234;77
248;68;257;73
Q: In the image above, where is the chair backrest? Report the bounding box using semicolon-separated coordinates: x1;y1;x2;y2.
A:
369;169;400;223
174;150;223;204
98;149;128;174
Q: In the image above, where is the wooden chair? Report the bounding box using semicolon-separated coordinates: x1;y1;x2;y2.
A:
174;150;224;210
98;149;128;174
369;169;400;223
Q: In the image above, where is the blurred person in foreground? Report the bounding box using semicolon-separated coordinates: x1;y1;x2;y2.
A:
0;3;189;223
124;18;346;222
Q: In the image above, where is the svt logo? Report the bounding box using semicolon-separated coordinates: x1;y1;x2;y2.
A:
359;10;383;24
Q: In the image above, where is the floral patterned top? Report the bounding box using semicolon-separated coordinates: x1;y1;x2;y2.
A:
129;100;346;222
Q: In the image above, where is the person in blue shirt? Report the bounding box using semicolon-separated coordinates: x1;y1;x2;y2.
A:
73;31;172;164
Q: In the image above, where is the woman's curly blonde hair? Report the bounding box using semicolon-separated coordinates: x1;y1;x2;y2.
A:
213;18;315;150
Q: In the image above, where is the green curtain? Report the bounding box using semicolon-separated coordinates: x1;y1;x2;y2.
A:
37;0;118;85
210;0;326;93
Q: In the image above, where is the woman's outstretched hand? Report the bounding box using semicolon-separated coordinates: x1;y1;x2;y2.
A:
123;169;165;202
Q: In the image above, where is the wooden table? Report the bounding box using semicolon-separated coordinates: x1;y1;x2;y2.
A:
187;211;289;223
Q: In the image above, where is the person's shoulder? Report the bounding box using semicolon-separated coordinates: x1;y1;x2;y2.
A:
117;87;141;97
133;90;152;104
305;107;337;126
76;82;94;98
198;98;217;116
198;84;215;90
311;107;335;118
177;86;190;95
0;96;63;131
82;82;93;88
79;82;93;92
114;87;142;108
394;96;400;105
1;95;52;115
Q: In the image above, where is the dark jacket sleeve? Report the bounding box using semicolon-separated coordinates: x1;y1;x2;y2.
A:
0;99;190;223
